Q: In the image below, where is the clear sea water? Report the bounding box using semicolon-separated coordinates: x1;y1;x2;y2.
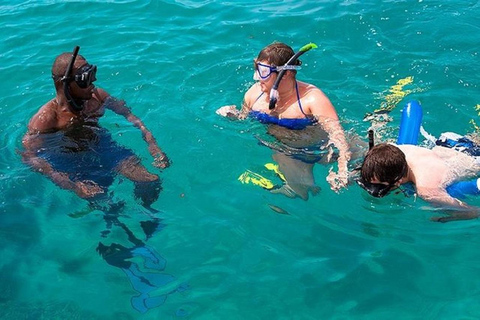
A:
1;0;480;319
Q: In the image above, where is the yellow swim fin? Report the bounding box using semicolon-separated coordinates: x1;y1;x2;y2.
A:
471;104;480;133
238;170;275;190
374;76;414;114
264;163;286;182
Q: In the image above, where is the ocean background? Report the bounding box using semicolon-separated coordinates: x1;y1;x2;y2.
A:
1;0;480;319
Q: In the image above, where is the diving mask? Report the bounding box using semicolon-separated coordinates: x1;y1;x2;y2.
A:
253;62;300;81
74;63;97;88
357;179;399;198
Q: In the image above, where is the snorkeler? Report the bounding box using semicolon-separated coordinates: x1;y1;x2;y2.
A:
358;142;480;222
22;46;169;208
217;42;351;199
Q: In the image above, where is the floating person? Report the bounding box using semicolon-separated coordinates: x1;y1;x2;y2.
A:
21;46;169;209
217;42;351;199
358;101;480;222
358;142;480;222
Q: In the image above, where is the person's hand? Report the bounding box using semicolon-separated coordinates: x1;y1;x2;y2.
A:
326;168;348;193
216;105;239;118
74;180;104;199
148;144;170;169
153;153;170;169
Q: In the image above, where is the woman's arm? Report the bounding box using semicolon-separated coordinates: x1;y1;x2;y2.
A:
216;83;258;120
308;90;351;191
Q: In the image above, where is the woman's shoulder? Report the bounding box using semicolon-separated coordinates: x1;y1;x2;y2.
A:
296;81;328;102
297;81;336;118
244;83;262;105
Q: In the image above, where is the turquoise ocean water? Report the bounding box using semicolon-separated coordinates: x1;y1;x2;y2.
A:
1;1;480;318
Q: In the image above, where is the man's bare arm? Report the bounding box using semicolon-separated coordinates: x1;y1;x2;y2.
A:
421;189;480;222
104;97;170;169
21;133;104;198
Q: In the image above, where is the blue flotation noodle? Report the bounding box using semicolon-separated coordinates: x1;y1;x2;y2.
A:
447;179;480;199
397;100;479;198
397;100;423;145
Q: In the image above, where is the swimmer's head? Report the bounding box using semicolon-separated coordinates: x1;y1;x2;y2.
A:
256;42;302;71
52;52;97;89
51;47;97;111
52;52;85;84
263;42;316;110
358;143;408;197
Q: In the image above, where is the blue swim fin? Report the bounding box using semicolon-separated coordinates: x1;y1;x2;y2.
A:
131;293;167;313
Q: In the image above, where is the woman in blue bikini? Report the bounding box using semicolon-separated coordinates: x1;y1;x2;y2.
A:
217;42;351;198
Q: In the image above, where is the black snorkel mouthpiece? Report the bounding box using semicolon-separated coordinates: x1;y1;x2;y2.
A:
269;43;318;110
368;129;374;150
62;46;84;112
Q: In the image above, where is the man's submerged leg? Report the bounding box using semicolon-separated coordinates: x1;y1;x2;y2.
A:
116;156;162;208
133;179;162;208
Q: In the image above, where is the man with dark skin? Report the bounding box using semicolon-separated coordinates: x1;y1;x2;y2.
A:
22;47;169;207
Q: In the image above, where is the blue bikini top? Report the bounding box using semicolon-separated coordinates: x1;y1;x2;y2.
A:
249;81;317;130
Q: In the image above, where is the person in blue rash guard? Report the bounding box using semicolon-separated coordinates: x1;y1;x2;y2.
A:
21;47;169;208
359;143;480;222
217;42;351;199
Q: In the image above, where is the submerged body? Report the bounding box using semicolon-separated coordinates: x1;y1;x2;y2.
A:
35;122;135;188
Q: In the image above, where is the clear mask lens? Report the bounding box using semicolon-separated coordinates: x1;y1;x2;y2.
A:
253;62;277;81
74;64;97;88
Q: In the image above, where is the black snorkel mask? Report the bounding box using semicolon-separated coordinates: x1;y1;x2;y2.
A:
60;46;97;111
356;130;408;198
357;178;399;198
269;43;318;110
75;63;97;89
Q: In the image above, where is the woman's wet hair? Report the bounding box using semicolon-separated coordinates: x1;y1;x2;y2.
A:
361;143;408;184
257;42;302;67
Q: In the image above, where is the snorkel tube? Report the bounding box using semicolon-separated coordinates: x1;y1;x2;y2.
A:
368;129;375;150
269;42;318;110
62;46;84;112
